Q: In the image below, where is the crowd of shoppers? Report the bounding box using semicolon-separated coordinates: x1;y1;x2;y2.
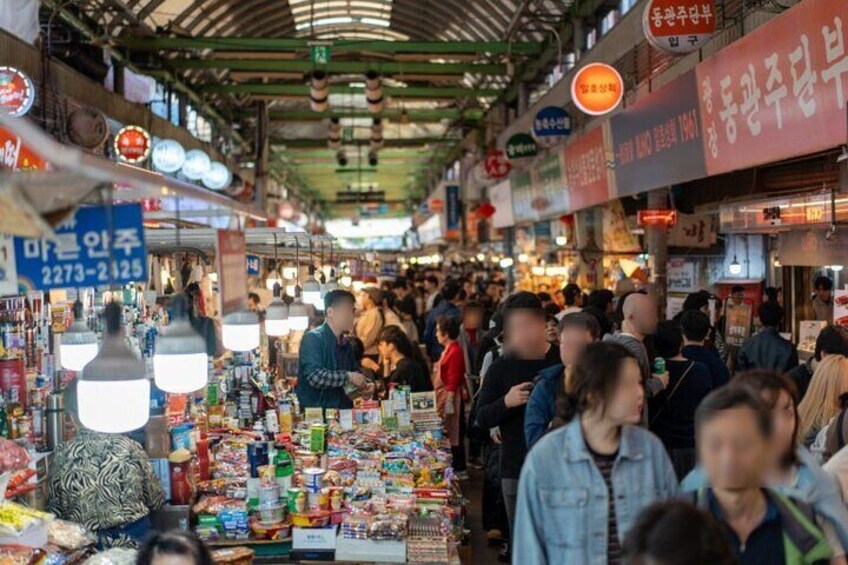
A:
289;265;848;565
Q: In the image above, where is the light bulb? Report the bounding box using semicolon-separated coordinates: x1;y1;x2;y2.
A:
154;296;208;393
830;265;844;272
222;310;260;352
556;235;568;246
287;299;310;331
78;302;150;433
518;253;529;263
79;378;150;433
729;256;742;276
500;257;514;268
302;275;322;309
265;299;290;337
60;319;98;371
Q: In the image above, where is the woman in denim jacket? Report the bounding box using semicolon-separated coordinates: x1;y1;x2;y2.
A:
513;342;679;565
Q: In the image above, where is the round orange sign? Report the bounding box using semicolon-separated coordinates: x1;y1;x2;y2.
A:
571;63;624;116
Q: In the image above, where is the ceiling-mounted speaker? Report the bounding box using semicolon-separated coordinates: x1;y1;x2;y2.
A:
310;71;330;112
336;149;348;167
365;70;384;114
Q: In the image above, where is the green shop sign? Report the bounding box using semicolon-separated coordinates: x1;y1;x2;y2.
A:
505;133;538;160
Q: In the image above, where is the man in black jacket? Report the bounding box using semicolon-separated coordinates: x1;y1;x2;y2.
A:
475;293;560;541
737;302;798;374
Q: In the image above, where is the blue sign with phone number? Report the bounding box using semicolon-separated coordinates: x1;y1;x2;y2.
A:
14;203;148;290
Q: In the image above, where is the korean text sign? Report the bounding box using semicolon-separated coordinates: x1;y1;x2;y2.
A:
643;0;716;54
610;70;706;197
561;124;611;212
696;0;848;176
13;204;147;290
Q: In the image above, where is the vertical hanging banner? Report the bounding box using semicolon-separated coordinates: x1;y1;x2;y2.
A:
216;230;247;315
533;152;568;217
696;0;848;176
445;184;461;240
610;70;706;197
562;125;612;212
12;204;147;290
510;169;538;224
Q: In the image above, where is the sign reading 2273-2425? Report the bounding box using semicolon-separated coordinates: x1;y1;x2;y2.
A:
13;204;148;290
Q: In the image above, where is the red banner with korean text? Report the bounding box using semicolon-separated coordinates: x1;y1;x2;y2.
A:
561;124;612;212
696;0;848;176
0;126;47;171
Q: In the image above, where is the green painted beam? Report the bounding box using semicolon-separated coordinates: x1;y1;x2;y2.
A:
271;137;458;148
268;108;484;122
167;58;507;75
116;37;542;55
203;83;501;98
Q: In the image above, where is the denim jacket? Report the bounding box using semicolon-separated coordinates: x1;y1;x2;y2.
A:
513;418;679;565
681;446;848;551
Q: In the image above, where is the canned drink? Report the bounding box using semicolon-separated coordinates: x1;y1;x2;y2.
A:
287;488;307;513
652;357;666;375
303;467;325;491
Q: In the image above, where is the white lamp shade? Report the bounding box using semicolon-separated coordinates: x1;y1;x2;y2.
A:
265;319;290;337
154;353;208;394
222;310;261;351
729;262;742;275
202;161;231;190
288;300;310;331
265;299;289;337
78;378;151;433
60;342;98;372
303;290;322;308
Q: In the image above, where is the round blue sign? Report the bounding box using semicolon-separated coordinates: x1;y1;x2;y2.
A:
533;106;572;138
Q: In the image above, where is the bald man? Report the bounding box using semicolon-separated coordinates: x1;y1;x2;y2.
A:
603;292;668;398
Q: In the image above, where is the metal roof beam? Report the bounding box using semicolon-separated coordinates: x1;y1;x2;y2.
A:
266;108;484;122
203;83;501;98
115;37;542;55
165;58;508;75
271;137;454;148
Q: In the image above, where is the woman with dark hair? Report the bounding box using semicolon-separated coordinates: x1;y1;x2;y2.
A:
378;325;432;393
623;501;735;565
682;369;848;554
136;530;213;565
514;342;678;564
435;315;468;477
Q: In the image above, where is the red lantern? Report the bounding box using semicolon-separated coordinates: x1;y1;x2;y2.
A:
484;150;511;180
478;202;496;219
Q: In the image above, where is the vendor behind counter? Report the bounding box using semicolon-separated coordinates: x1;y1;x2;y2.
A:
46;379;165;549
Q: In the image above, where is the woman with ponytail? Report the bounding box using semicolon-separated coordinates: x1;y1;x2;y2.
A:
513;341;678;565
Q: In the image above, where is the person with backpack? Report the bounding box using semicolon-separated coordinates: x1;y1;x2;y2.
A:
688;386;834;565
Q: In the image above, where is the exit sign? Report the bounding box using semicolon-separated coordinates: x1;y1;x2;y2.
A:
311;45;331;65
637;209;677;227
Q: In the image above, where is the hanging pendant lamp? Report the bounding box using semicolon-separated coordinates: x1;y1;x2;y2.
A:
60;301;98;372
78;301;150;433
222;310;260;352
265;236;290;336
287;238;310;330
154;294;208;393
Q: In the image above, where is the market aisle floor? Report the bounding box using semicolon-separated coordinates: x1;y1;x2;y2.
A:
462;467;502;564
